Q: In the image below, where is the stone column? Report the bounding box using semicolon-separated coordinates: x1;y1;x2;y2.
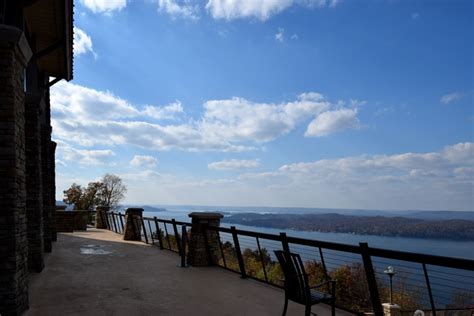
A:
50;141;57;241
0;25;32;315
123;208;143;241
25;93;44;272
41;125;52;252
187;212;223;267
382;303;401;316
95;206;110;229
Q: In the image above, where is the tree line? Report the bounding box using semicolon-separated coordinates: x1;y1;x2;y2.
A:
224;213;474;240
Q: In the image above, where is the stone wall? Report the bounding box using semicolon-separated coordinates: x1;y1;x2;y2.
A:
50;140;57;241
55;211;75;232
73;210;89;231
41;125;52;252
25;93;44;272
0;25;32;315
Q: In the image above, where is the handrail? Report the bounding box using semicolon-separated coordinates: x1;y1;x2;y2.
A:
206;225;474;270
91;211;474;315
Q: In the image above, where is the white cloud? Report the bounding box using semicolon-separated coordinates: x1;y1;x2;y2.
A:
157;0;200;19
236;142;474;211
200;93;330;143
278;143;474;176
73;27;96;58
206;0;337;21
51;81;360;152
208;159;260;170
291;34;298;40
130;155;159;168
142;101;184;119
440;92;464;105
80;0;127;13
305;108;360;137
275;27;285;42
99;142;474;211
56;142;116;166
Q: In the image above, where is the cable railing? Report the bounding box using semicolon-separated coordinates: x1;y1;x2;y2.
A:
205;225;474;316
92;211;473;316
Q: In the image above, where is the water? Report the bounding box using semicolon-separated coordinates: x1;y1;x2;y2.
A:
135;204;474;308
136;204;474;260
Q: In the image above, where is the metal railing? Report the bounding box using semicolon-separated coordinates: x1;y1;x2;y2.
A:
92;212;473;316
205;225;474;316
98;211;191;266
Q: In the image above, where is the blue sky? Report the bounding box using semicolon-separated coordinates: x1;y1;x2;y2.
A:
52;0;473;211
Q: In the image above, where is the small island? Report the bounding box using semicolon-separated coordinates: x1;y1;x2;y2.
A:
223;213;474;241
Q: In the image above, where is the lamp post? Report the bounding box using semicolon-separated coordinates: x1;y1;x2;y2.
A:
384;266;396;304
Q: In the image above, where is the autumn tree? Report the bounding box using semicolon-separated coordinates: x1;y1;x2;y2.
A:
62;174;127;211
97;174;127;210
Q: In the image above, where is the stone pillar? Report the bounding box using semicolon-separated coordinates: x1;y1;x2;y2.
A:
73;210;89;231
25;93;44;272
187;212;223;267
95;206;110;229
382;303;401;316
41;125;52;252
0;25;32;315
50;141;57;241
123;208;143;241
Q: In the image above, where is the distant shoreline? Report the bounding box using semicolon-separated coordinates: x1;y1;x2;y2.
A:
222;213;474;241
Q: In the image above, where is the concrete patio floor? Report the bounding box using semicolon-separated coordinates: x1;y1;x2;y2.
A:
27;229;354;316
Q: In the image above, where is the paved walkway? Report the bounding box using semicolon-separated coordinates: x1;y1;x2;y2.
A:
27;229;354;316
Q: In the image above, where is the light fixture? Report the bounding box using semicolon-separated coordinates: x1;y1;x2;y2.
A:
384;266;396;304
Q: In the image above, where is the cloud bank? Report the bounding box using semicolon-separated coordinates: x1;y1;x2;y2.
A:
51;82;360;153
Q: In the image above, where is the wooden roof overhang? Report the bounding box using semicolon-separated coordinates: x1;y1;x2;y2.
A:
24;0;74;81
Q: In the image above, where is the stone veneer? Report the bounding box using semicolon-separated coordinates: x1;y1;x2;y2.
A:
50;140;57;241
25;93;44;272
95;206;110;229
0;25;32;315
123;208;143;241
55;211;75;233
187;212;223;267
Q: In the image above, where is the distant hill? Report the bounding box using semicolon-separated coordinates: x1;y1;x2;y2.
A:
223;213;474;241
125;205;167;213
55;201;167;213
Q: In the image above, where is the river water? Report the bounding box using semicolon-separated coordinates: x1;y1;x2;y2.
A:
139;204;474;260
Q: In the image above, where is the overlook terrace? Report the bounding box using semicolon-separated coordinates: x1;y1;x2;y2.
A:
26;227;352;316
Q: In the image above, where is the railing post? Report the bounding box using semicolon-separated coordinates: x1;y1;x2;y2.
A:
231;226;247;279
187;212;223;267
112;213;118;233
141;217;149;244
280;232;290;252
123;208;143;241
105;212;111;230
119;213;124;233
181;224;187;268
422;263;436;315
95;206;110;229
172;219;182;254
118;213;123;233
360;242;383;316
163;222;171;249
217;230;227;268
256;236;268;282
154;217;164;250
148;220;154;244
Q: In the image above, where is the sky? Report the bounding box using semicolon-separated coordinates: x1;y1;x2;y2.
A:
52;0;473;211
